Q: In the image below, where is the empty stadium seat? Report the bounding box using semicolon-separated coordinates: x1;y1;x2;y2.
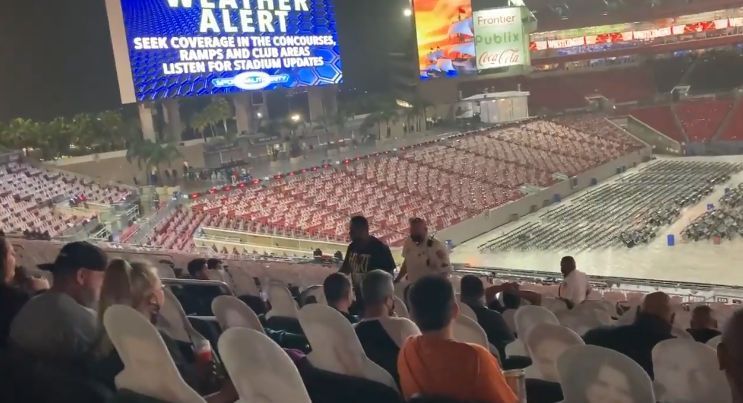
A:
211;295;265;334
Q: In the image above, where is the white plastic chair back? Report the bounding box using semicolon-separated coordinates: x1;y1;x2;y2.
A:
226;267;261;296
514;305;559;339
452;315;489;349
103;305;205;403
393;295;410;319
557;309;604;336
219;328;311;403
297;304;397;391
155;265;176;279
542;298;569;314
394;280;410;302
671;326;693;340
211;295;265;334
652;339;731;403
558;345;655;403
502;309;517;336
205;269;226;282
525;323;584;382
266;284;299;319
158;288;203;344
706;335;722;349
458;302;477;321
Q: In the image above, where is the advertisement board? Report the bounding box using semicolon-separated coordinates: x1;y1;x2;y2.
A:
473;7;529;71
105;0;342;103
412;0;476;79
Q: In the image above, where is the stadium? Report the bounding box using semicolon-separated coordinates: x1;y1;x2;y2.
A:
3;0;743;402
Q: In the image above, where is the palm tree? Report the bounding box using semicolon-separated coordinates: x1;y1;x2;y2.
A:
209;97;233;134
5;118;38;150
126;138;182;176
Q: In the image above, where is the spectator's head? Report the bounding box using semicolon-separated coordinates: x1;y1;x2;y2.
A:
560;256;576;277
187;258;208;280
502;290;522;310
409;275;458;334
719;310;743;402
691;305;717;330
460;275;485;304
1;236;17;285
361;270;395;318
96;259;163;357
313;248;323;257
206;258;222;271
409;217;428;244
39;241;107;308
349;215;370;243
323;273;353;313
640;292;673;324
98;259;164;325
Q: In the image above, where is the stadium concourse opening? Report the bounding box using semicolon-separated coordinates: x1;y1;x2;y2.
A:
6;0;743;402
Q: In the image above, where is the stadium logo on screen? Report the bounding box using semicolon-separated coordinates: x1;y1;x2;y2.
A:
213;72;290;91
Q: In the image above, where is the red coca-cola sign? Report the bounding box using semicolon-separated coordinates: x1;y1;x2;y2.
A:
478;48;521;68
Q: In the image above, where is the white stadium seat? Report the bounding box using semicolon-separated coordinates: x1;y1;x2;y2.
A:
653;339;731;403
211;295;265;334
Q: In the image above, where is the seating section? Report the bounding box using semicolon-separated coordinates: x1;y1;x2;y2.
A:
676;99;732;142
462;67;657;111
0;162;132;237
720;100;743;141
140;116;644;251
630;106;687;143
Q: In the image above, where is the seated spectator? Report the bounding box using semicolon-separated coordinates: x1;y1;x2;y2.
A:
687;305;721;343
323;272;358;323
10;241;107;362
92;259;237;403
1;237;48;348
187;258;209;280
583;292;674;379
398;276;517;403
718;309;743;403
558;256;590;308
459;275;514;359
355;270;420;382
206;258;223;272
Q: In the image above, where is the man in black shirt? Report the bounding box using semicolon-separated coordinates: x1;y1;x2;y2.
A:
340;216;397;285
584;292;674;379
687;305;721;343
323;273;358;323
459;275;514;360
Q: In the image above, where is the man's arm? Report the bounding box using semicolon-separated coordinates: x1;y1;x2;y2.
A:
394;260;408;283
339;245;352;274
381;244;397;274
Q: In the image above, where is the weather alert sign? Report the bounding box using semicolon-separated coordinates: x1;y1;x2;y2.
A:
473;7;529;71
105;0;342;103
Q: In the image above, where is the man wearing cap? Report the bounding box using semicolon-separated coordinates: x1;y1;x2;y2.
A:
9;241;107;362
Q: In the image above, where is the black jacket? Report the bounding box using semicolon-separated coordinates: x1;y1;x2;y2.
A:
583;313;674;379
687;327;721;344
462;299;514;359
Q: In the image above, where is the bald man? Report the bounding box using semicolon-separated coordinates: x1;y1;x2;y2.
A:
719;309;743;403
584;292;675;379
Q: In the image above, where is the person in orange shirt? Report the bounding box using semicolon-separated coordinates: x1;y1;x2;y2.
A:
398;275;518;403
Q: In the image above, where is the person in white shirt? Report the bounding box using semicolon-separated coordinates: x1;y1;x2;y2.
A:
558;256;590;308
395;218;451;284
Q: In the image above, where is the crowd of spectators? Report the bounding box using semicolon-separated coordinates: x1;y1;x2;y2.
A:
1;214;743;403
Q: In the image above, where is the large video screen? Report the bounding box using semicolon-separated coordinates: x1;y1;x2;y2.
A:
105;0;343;103
412;0;476;79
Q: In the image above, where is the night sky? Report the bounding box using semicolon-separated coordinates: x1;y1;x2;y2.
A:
0;0;415;121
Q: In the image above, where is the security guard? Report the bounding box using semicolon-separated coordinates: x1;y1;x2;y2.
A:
395;217;451;283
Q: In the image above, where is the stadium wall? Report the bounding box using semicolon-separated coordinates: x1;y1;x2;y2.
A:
45;140;206;184
626;116;683;155
436;146;652;246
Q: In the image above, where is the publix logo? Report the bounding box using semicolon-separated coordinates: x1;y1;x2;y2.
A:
213;72;289;90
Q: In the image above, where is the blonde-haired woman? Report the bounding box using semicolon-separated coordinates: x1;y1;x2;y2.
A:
93;259;236;403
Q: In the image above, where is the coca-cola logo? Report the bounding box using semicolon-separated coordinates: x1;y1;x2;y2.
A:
478;48;521;67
